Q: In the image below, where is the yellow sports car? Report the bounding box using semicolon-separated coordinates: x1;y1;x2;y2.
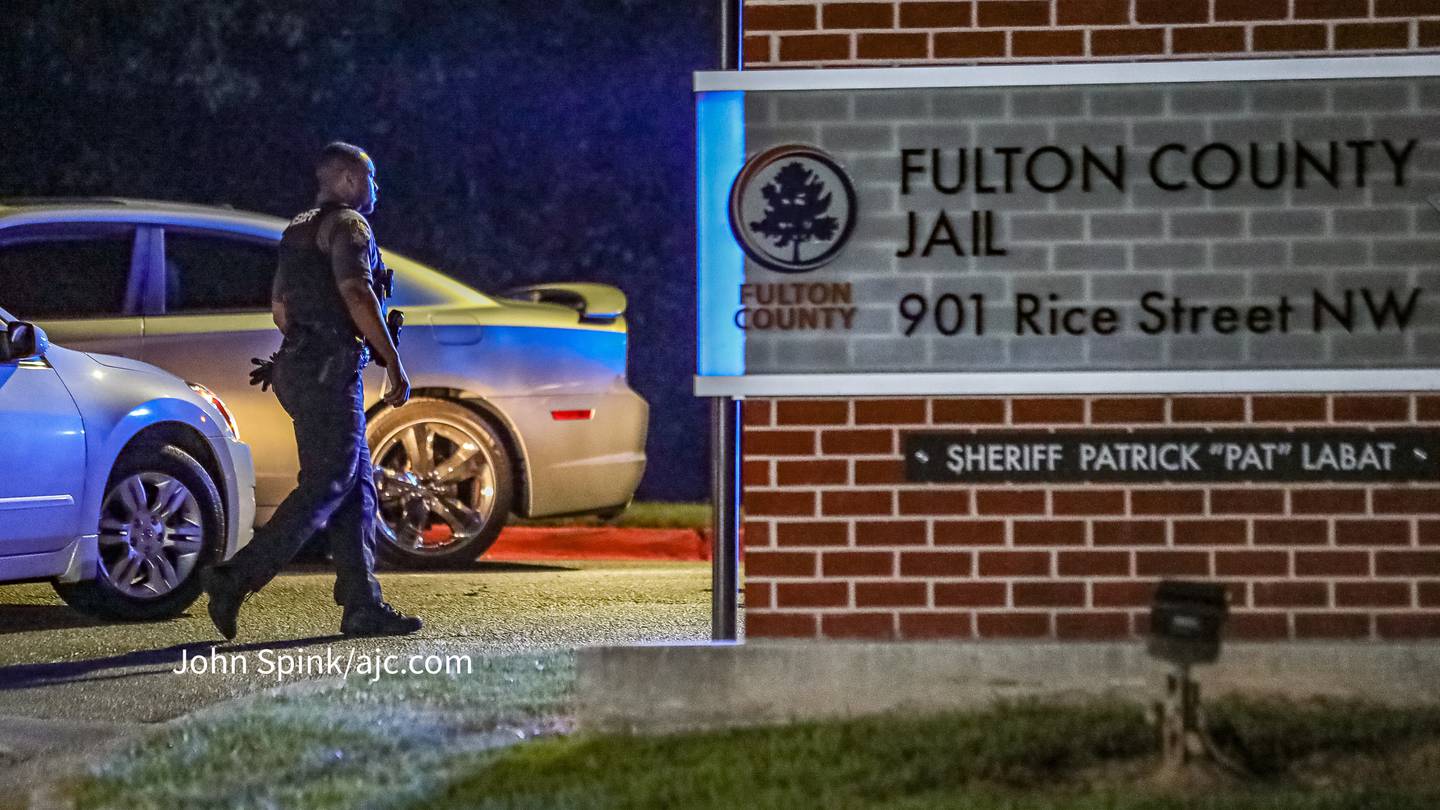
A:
0;198;649;568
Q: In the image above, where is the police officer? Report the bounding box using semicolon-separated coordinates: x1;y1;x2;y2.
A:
205;142;421;640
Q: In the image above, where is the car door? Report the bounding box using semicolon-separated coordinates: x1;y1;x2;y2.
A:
0;223;146;359
139;227;298;515
0;325;87;556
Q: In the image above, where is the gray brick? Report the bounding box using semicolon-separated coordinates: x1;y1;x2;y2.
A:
823;125;894;153
1009;337;1085;367
1208;185;1290;210
1292;240;1368;268
1250;210;1325;238
1171;274;1247;299
856;185;898;216
1054;122;1128;146
1169;336;1244;366
1419;81;1440;109
851;306;896;334
1090;213;1165;239
1249;335;1328;365
899;124;974;145
856;93;928;120
1214;241;1287;270
1333;270;1415;291
748;126;819;145
975;123;1050;146
932;91;1006;119
1248;272;1324;297
1012;89;1086;118
1250;84;1329;114
852;336;925;370
1169;211;1244;239
1087;336;1165;365
1132;121;1208;148
1332;334;1410;363
1135;242;1208;270
1090;274;1165;301
1053;243;1127;271
927;336;1005;366
1169;87;1240;115
1333;83;1413;114
1007;213;1085;241
1290;116;1371;143
1334;209;1419;236
1018;273;1087;300
1211;119;1294;144
773;338;851;369
1087;87;1165;117
777;93;850;121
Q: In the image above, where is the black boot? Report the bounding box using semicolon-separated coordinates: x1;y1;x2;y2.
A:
341;602;423;637
204;565;249;642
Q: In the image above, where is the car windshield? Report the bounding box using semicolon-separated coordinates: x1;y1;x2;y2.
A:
0;304;12;324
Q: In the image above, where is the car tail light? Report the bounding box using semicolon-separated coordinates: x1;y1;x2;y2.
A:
550;409;595;421
188;382;240;440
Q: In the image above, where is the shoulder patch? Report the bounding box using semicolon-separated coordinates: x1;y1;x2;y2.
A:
338;212;373;248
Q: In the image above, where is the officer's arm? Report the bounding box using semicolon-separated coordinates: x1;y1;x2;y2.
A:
325;216;402;370
270;271;289;334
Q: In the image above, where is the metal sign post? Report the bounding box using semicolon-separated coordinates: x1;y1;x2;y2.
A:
710;396;741;641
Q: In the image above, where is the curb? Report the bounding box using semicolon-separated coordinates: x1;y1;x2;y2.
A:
487;527;743;562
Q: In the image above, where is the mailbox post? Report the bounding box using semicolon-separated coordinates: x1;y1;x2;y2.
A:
1148;581;1233;782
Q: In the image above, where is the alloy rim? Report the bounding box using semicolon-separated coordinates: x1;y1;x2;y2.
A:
373;418;498;554
96;472;204;599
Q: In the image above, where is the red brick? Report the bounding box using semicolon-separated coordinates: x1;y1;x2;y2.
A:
1053;490;1125;515
1091;398;1166;424
856;398;926;424
743;460;770;487
934;30;1007;57
747;491;816;517
1254;520;1329;546
1252;395;1328;422
1136;0;1208;23
1373;488;1440;514
746;581;772;610
1229;612;1290;640
779;33;851;61
1132;489;1204;514
742;399;772;426
1216;551;1289;577
824;551;895;577
979;551;1051;576
1424;20;1440;47
856;460;905;484
1136;551;1210;576
900;551;974;577
1172;25;1247;54
1014;521;1086;546
1092;520;1167;546
743;35;771;64
899;490;972;515
775;521;848;547
746;611;817;638
1057;0;1128;25
1334;396;1409;422
743;520;772;548
777;400;848;425
1377;614;1440;639
1423;582;1440;607
777;582;848;608
935;582;1007;606
1377;551;1440;576
932;399;1005;424
821;429;894;455
1291;488;1367;514
934;520;1006;545
1014;582;1084;607
776;460;846;486
1216;0;1288;20
900;2;974;28
1296;551;1370;576
743;429;815;456
823;3;896;28
1091;28;1165;56
1211;489;1285;514
1094;581;1157;608
900;612;975;639
1336;520;1412;546
977;612;1050;638
1378;0;1440;14
1012;398;1085;424
1295;0;1371;18
822;612;897;640
1336;582;1411;607
1174;520;1248;545
1056;612;1132;640
1254;581;1330;608
1254;24;1329;51
856;520;927;546
822;490;893;516
747;551;816;577
1172;397;1245;422
1296;613;1371;639
857;32;929;59
1420;395;1440;422
1058;551;1131;576
747;5;819;31
977;489;1046;515
1425;521;1440;545
856;581;927;607
977;0;1050;27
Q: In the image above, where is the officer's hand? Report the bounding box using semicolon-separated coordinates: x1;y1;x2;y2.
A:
249;354;277;391
384;363;411;408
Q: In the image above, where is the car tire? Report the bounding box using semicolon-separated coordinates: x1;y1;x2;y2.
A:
367;398;514;569
54;444;224;621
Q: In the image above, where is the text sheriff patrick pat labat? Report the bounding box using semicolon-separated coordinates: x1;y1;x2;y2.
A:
172;645;473;683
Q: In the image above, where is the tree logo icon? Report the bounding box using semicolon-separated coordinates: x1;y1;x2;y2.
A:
729;145;857;274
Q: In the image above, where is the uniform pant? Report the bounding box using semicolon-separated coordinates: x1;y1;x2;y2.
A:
222;333;383;609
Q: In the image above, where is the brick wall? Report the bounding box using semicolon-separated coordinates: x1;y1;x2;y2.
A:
743;395;1440;640
744;1;1440;66
736;1;1440;641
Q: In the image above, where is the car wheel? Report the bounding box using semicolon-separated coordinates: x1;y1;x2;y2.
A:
53;445;223;620
367;398;514;568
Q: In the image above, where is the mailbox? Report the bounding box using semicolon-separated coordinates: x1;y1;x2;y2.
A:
1148;580;1229;667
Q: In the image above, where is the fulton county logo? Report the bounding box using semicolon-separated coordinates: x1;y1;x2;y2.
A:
729;145;857;274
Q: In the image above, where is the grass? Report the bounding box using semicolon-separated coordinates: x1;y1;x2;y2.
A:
514;501;710;530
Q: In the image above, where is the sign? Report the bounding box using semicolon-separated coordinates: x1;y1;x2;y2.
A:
694;57;1440;396
904;428;1440;483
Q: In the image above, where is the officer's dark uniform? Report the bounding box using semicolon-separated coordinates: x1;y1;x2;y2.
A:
218;202;384;611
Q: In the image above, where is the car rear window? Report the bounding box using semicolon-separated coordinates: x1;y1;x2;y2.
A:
163;230;277;312
0;225;134;319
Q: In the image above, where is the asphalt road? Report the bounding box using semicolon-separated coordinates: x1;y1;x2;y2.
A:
0;560;712;723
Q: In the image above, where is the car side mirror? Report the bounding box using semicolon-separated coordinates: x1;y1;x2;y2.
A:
2;321;49;361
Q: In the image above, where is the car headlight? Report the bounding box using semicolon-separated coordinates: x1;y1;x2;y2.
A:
187;382;240;441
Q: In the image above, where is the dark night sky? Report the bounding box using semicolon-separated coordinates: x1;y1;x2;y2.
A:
0;0;718;501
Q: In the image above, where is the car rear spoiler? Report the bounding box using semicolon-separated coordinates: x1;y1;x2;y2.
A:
503;283;627;324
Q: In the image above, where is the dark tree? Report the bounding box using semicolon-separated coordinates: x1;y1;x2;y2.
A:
749;161;839;264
